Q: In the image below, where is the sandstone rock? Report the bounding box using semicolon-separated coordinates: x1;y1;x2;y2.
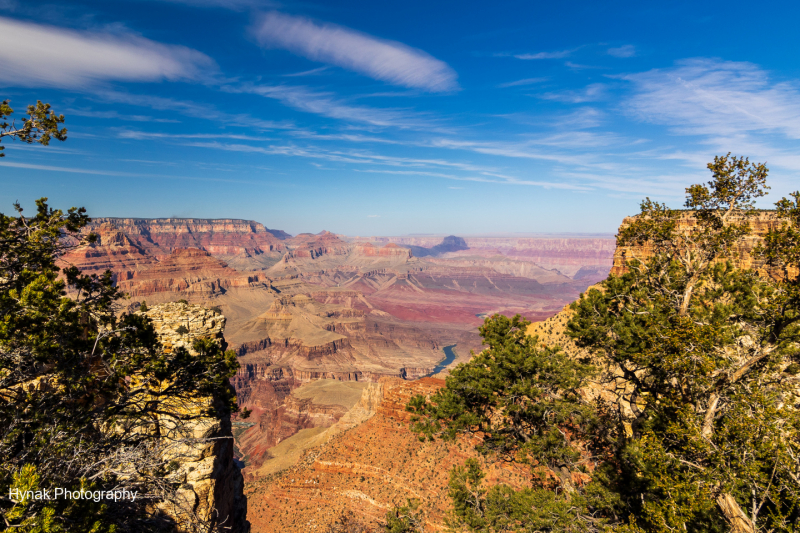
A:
119;248;269;299
139;302;249;533
87;218;286;257
610;211;797;279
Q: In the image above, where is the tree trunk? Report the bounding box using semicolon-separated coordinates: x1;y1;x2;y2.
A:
679;274;700;316
717;493;755;533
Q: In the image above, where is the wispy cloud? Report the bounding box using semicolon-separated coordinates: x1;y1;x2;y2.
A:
607;44;636;58
497;77;548;88
117;130;275;141
357;168;591;190
552;107;605;129
0;16;215;88
94;90;296;130
282;66;330;77
0;161;259;183
565;61;605;70
128;0;279;9
622;58;800;138
250;11;458;92
513;48;574;60
227;84;441;129
67;107;181;123
537;83;606;103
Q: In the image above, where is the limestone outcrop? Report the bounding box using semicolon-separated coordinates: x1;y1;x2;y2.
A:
138;302;249;533
610;211;791;278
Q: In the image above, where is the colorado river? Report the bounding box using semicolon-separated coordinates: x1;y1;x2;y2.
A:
428;344;457;376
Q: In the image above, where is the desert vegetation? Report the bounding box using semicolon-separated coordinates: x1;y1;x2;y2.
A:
408;155;800;532
0;103;243;532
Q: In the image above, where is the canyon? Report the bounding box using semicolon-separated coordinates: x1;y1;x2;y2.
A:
60;217;615;530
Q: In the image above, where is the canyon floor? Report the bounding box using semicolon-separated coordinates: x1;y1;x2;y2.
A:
60;218;614;530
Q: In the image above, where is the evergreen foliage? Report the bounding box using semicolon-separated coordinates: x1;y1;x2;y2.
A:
407;154;800;532
0;100;67;157
0;198;240;532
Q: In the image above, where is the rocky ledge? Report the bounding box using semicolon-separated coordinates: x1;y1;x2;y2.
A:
138;302;249;533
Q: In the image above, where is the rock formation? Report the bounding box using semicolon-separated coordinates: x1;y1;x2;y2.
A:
61;219;615;497
62;218;287;274
138;302;249;533
610;211;792;278
245;378;533;532
118;248;269;298
352;235;616;279
405;235;469;257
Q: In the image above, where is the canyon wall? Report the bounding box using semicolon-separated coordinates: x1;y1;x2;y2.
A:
610;211;791;278
61;223;613;503
140;302;249;533
351;235;616;279
89;218;287;255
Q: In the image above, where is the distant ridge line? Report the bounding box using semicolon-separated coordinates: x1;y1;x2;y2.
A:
88;217;292;239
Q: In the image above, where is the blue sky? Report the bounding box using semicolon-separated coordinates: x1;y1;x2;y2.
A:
0;0;798;235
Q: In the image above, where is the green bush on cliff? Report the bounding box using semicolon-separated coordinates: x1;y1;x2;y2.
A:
408;155;800;532
0;198;240;532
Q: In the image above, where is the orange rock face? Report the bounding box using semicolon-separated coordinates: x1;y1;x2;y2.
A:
610;211;796;278
245;378;533;532
117;248;268;297
87;218;287;257
284;231;350;259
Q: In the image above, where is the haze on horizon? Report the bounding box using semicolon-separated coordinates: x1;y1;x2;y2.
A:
0;0;798;236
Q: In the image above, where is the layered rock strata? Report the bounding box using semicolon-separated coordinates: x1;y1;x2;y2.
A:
138;302;249;533
88;218;287;256
119;248;270;297
610;211;795;278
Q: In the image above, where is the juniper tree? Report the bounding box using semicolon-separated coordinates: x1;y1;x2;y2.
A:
0;100;67;157
0;198;241;532
407;155;800;533
407;315;612;532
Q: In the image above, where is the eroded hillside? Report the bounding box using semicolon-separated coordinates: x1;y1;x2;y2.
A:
60;219;611;496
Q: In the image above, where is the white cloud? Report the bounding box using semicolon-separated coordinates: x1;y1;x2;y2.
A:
66;108;181;123
538;83;606;103
144;0;278;8
117;130;274;141
95;90;296;130
0;16;215;88
498;77;548;88
250;11;458;92
228;84;441;129
513;49;574;60
282;66;329;77
607;45;636;58
0;161;258;183
623;58;800;139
